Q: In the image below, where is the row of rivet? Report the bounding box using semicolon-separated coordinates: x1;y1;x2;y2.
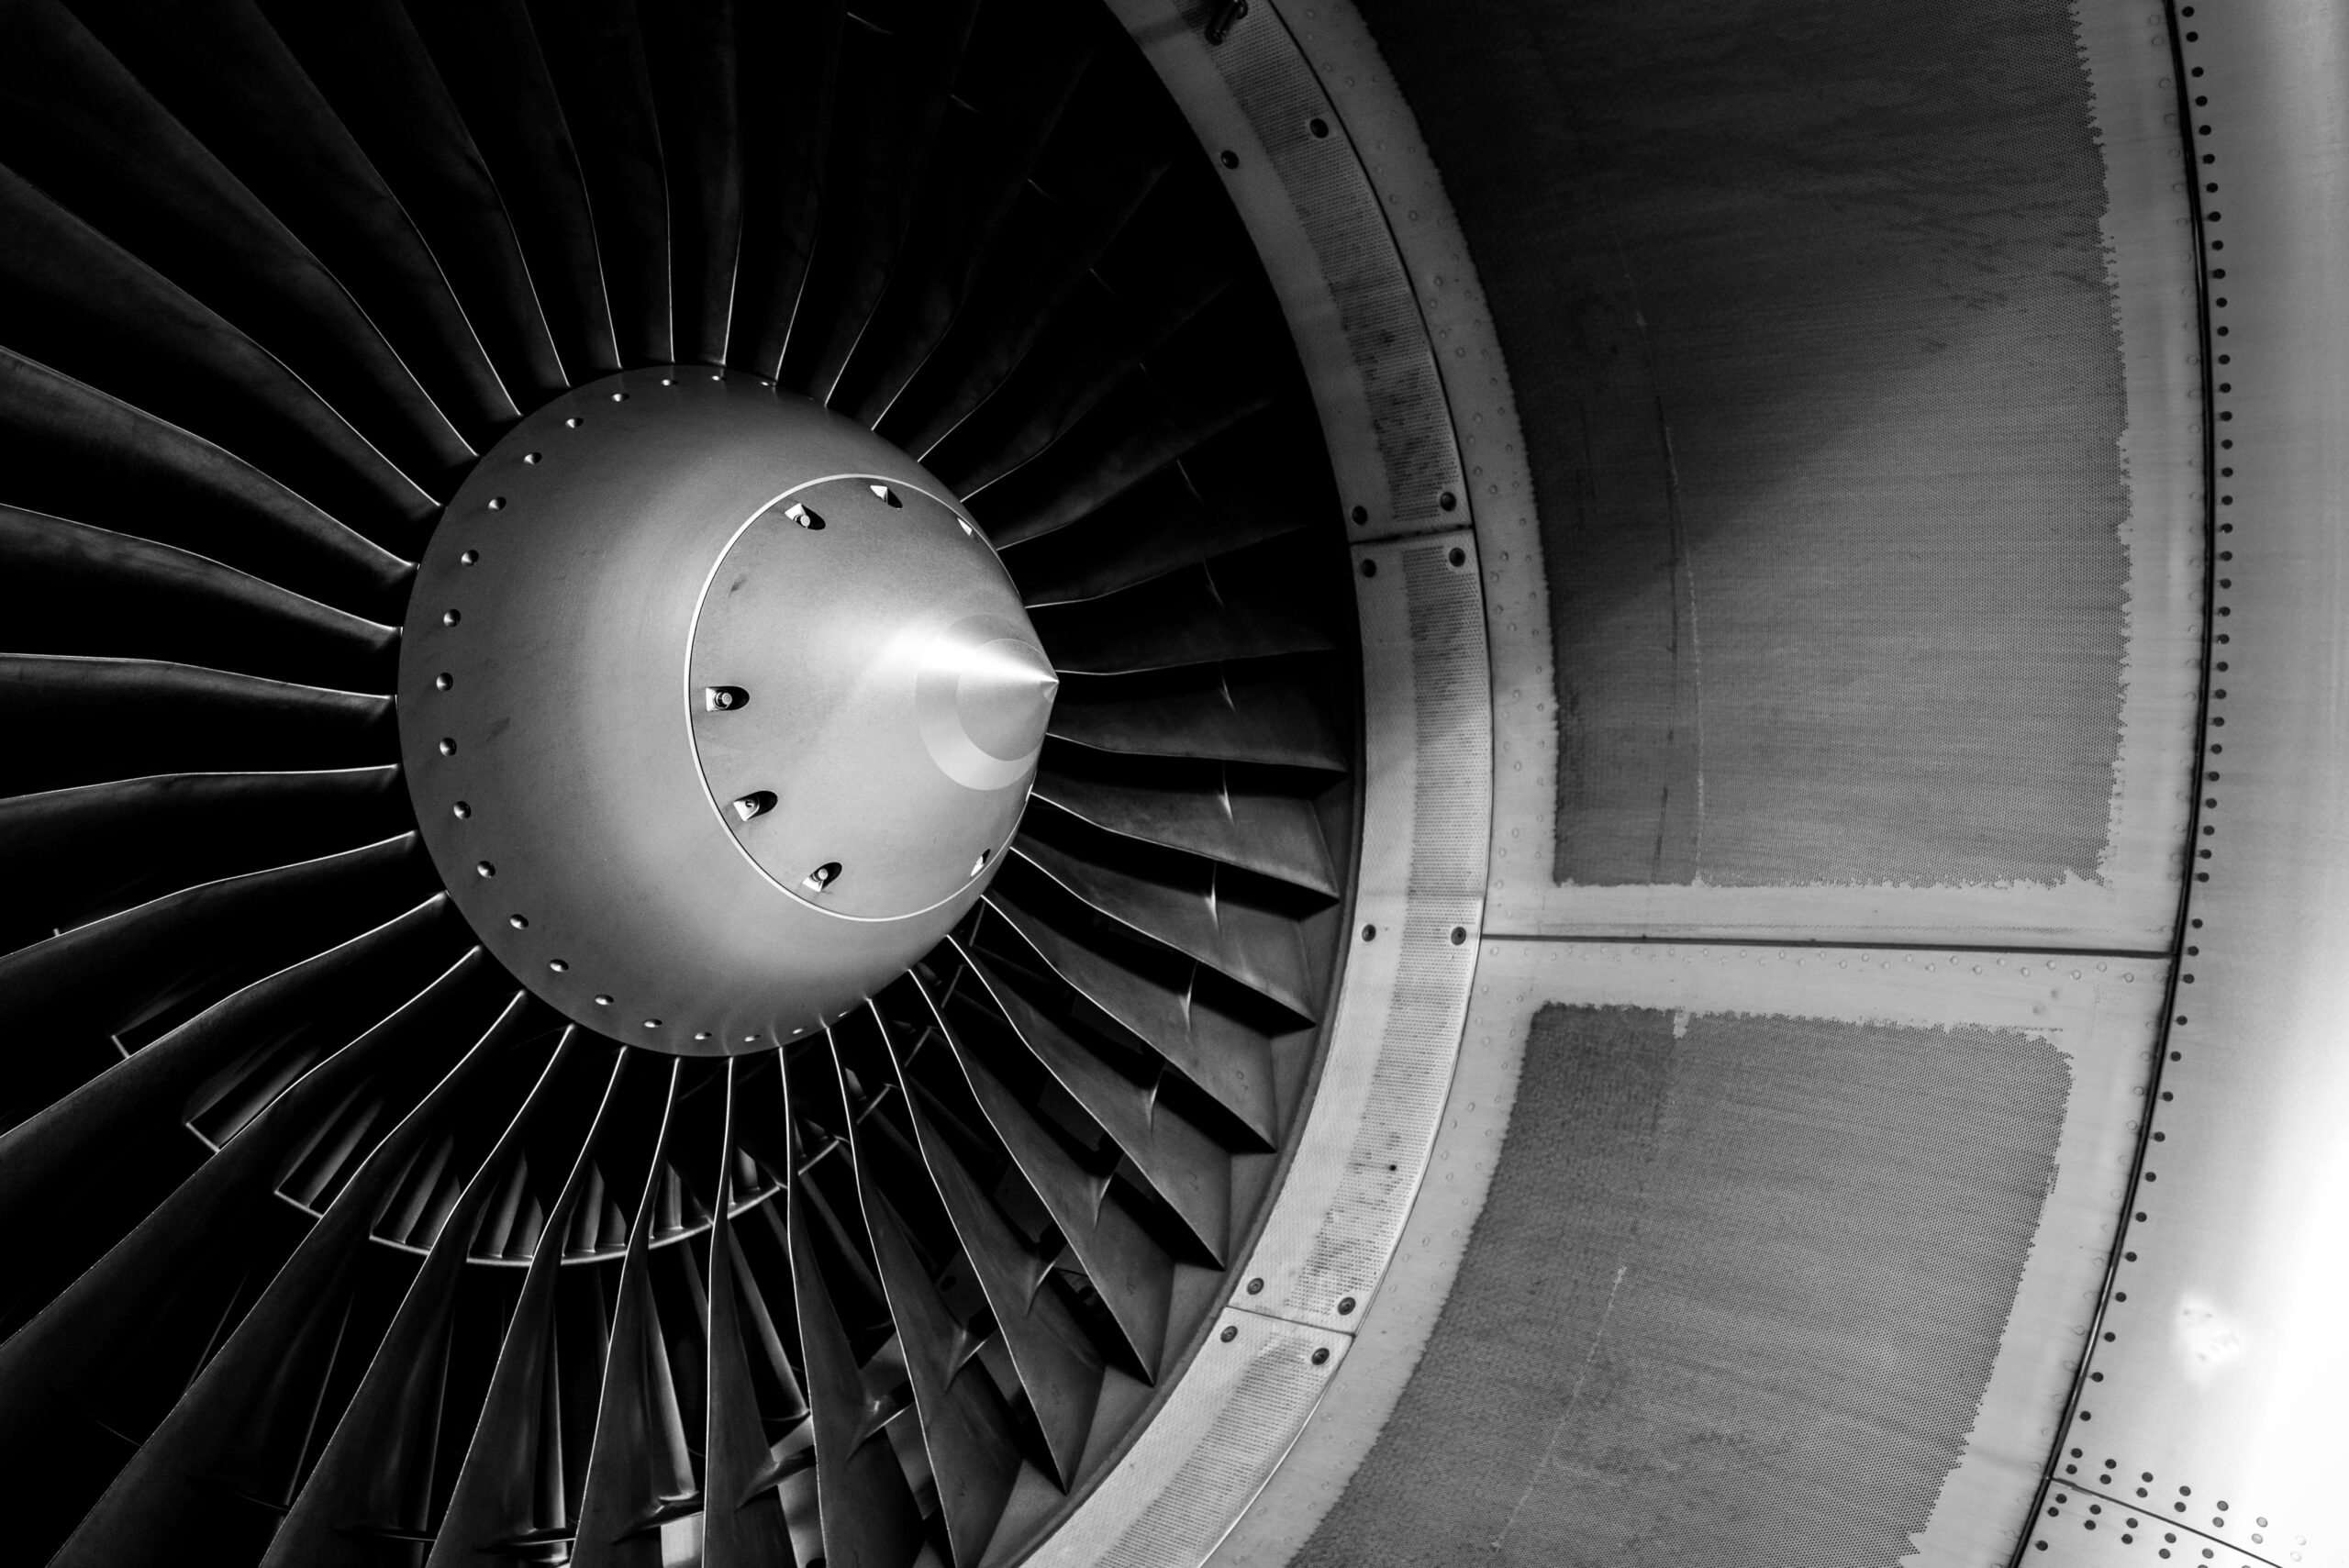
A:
428;375;790;1048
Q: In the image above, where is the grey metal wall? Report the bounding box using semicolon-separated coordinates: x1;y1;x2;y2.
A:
1300;1006;2072;1568
1365;0;2134;892
1205;0;2214;1562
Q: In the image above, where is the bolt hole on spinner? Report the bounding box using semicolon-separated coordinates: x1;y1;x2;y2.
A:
398;373;1055;1054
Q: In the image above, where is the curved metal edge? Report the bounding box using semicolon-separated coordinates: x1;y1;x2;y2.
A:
1008;5;1500;1565
2021;4;2349;1565
1181;1;2209;1563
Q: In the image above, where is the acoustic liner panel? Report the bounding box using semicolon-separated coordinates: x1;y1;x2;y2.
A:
1354;0;2132;889
1297;1006;2070;1567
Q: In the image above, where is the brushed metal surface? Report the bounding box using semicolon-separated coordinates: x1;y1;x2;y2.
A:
1222;938;2166;1567
1461;0;2205;948
398;367;1048;1053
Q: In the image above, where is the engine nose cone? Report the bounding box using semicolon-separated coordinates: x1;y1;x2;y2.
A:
690;482;1049;921
397;370;1052;1054
918;618;1060;791
953;637;1062;758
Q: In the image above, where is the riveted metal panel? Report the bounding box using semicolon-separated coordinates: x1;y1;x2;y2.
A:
1022;526;1487;1563
1287;938;2165;1568
1230;531;1487;1329
2030;1484;2271;1568
2024;4;2349;1564
1017;1310;1352;1568
1105;0;1464;542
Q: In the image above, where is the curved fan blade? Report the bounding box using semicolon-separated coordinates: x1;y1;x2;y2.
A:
0;349;412;616
0;507;397;688
1031;749;1340;895
45;973;537;1568
0;767;409;951
256;1027;593;1566
50;0;494;474
0;655;394;797
0;161;438;540
0;0;509;457
260;0;567;405
524;0;675;368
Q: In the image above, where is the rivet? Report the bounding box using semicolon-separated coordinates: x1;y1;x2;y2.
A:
523;451;541;464
1451;926;1468;945
743;1032;761;1043
460;549;479;565
477;862;495;877
442;609;462;626
1439;490;1458;511
694;1030;712;1040
1350;505;1368;525
434;673;453;691
660;377;674;386
1448;546;1467;568
439;738;457;755
1360;559;1376;577
1219;1326;1238;1341
1311;1347;1330;1364
610;392;629;402
565;417;583;428
1338;1296;1357;1315
509;914;528;929
549;960;568;973
643;1018;662;1029
1246;1277;1264;1294
595;995;613;1006
1361;923;1376;940
1309;117;1330;138
485;497;505;511
451;801;471;817
1219;150;1240;169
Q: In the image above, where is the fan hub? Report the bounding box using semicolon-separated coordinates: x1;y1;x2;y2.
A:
397;370;1052;1054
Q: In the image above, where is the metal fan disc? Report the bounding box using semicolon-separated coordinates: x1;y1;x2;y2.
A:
397;368;1052;1054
